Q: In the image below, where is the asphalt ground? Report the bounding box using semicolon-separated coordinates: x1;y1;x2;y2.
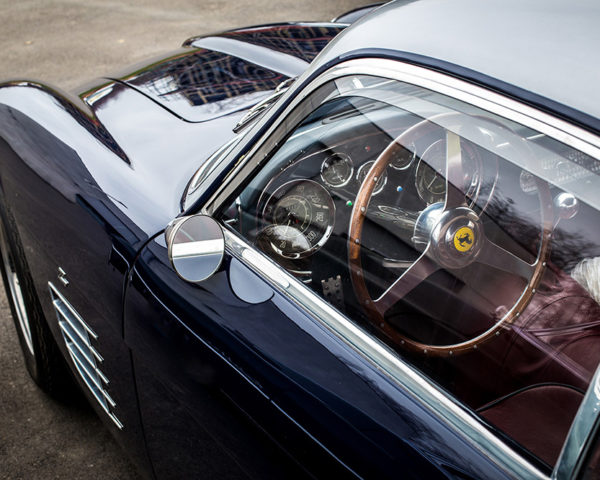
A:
0;1;366;478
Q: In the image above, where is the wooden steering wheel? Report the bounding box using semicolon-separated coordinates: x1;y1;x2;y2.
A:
348;115;553;355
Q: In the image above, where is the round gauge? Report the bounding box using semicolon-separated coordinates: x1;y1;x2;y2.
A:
415;138;481;205
320;152;353;188
356;161;387;195
389;143;416;170
261;180;335;259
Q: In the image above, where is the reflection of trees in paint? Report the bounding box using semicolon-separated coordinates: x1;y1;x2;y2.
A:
127;25;344;110
223;25;345;63
130;50;286;107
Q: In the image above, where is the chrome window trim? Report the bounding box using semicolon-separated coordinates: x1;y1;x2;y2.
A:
202;58;600;479
203;59;600;216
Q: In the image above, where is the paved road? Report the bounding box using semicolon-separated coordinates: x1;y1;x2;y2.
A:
0;1;366;478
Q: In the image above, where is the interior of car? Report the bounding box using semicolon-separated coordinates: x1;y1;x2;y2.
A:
219;74;600;469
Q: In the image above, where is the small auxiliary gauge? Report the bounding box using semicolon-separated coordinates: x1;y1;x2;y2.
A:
320;152;354;188
389;143;417;170
356;161;387;195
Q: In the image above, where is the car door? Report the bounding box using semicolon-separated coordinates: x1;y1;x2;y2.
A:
125;221;506;479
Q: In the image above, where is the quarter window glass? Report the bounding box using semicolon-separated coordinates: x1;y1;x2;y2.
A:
219;75;600;470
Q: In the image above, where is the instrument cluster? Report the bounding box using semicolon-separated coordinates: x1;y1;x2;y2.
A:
255;129;492;262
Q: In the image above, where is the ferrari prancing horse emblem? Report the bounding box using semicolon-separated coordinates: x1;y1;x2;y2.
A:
454;226;475;252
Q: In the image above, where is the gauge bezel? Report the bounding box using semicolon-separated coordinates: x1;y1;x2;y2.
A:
357;160;388;196
260;179;336;259
414;138;483;206
389;142;417;170
320;151;354;188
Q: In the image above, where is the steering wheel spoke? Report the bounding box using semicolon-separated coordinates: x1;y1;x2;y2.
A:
444;130;468;210
374;251;438;315
477;235;535;279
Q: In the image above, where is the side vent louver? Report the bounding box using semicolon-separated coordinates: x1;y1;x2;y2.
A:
48;282;123;429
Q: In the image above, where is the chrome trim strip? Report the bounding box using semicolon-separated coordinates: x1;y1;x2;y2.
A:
59;322;110;385
53;300;103;362
69;350;123;429
65;343;116;407
48;281;122;430
58;321;99;371
48;282;98;340
553;365;600;479
222;228;546;480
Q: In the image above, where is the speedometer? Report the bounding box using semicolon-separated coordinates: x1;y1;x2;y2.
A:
260;180;335;259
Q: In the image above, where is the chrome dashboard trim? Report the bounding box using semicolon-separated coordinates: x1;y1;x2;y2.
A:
259;179;336;259
201;58;600;479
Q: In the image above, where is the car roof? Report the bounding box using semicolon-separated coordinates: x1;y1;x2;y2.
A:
314;0;600;132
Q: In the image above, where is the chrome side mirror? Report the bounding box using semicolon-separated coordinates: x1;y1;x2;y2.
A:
166;215;225;283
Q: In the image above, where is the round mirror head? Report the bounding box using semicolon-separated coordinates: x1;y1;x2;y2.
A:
166;215;225;283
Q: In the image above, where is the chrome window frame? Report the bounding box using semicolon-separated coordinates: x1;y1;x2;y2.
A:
202;58;600;480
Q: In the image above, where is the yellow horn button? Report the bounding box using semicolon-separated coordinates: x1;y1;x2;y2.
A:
454;227;475;252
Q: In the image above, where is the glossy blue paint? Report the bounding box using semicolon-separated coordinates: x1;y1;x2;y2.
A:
229;257;274;304
0;82;154;476
117;23;345;123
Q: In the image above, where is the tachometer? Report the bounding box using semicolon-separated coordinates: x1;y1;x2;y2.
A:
260;180;335;259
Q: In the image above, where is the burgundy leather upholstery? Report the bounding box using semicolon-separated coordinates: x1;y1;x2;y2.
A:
479;384;583;466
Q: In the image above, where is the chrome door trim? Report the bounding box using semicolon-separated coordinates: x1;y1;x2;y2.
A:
222;228;546;480
200;58;600;479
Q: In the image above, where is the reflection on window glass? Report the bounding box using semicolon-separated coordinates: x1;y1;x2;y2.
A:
219;74;600;470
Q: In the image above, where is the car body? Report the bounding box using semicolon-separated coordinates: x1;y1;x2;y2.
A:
1;1;600;479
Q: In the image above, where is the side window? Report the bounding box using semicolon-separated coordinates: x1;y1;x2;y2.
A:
219;74;600;471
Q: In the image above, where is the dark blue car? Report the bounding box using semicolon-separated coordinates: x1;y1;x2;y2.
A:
1;1;600;478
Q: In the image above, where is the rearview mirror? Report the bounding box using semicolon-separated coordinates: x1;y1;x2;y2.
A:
166;215;225;283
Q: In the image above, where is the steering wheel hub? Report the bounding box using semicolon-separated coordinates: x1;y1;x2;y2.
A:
414;204;482;269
